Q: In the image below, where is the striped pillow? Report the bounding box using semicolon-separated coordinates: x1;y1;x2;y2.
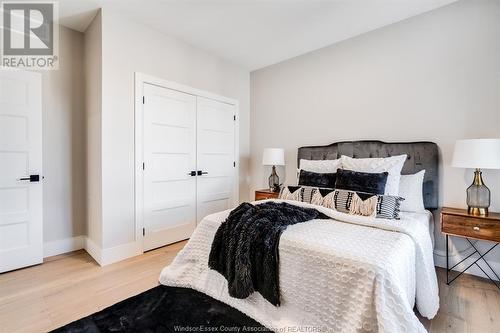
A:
333;189;404;220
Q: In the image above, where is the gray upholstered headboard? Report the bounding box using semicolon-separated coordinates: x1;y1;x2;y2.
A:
297;140;439;210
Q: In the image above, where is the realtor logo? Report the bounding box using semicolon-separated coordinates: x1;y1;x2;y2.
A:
1;1;59;69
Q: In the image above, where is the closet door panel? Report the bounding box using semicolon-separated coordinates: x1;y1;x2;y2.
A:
196;97;236;222
143;84;197;251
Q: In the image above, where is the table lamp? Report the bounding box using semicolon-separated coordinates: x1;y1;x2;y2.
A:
452;139;500;216
262;148;285;192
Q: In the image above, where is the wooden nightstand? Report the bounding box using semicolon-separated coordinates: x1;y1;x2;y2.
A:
441;207;500;288
255;189;280;201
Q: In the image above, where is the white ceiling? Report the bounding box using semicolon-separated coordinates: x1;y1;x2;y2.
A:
59;0;458;70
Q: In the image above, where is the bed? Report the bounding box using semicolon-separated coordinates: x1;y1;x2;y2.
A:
160;141;440;332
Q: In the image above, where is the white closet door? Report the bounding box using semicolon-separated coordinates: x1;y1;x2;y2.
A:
196;97;236;222
142;84;197;251
0;70;42;273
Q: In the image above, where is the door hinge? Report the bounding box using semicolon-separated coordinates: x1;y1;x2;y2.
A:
233;161;236;167
142;96;145;104
233;115;236;121
142;162;145;170
142;228;145;236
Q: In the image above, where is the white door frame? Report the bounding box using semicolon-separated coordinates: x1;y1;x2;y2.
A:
134;72;239;252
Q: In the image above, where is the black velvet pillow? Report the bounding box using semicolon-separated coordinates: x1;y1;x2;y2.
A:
298;170;336;188
335;169;388;195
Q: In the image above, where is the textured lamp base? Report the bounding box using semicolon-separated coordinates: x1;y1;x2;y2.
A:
268;165;280;192
466;169;490;217
468;206;488;216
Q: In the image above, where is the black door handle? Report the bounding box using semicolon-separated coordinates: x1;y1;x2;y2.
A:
197;171;208;176
187;171;196;177
18;175;40;182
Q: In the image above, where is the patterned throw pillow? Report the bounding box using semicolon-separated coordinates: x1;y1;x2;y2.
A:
301;186;318;203
279;186;304;201
279;186;332;204
310;188;335;208
333;189;404;219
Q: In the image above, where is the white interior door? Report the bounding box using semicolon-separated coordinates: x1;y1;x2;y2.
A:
0;70;42;273
196;97;236;222
142;84;197;251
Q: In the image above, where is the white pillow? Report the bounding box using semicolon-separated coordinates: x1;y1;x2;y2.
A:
299;158;342;173
399;170;426;212
340;154;407;196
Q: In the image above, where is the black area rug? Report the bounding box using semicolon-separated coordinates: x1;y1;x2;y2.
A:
52;285;271;333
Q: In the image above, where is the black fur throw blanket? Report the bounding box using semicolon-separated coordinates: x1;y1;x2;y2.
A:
208;201;329;306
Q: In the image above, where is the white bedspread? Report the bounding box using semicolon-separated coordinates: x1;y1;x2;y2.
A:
159;200;439;332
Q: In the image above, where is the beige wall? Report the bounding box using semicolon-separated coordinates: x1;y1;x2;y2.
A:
250;0;500;276
42;26;86;243
84;11;103;248
99;9;250;249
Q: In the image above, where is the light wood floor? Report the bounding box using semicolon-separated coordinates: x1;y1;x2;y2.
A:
0;242;498;333
0;241;186;333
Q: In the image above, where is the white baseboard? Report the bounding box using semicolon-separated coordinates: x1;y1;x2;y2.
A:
84;237;103;265
84;238;142;266
100;241;142;266
434;251;500;281
44;236;85;257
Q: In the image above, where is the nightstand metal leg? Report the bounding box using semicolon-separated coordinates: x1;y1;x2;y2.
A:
446;234;449;285
465;239;500;288
446;235;500;289
473;262;500;288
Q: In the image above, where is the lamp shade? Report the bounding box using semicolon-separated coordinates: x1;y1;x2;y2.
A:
262;148;285;166
452;139;500;169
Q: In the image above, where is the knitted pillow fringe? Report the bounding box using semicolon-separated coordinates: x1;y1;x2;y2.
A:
321;192;336;210
280;187;301;201
349;193;377;217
